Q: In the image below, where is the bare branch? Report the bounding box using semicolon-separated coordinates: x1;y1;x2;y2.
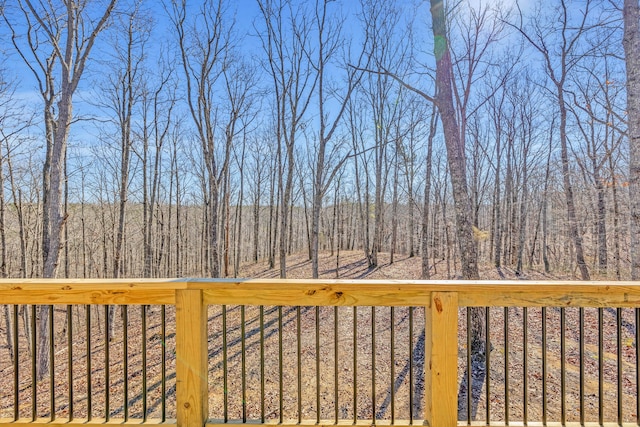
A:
348;64;435;103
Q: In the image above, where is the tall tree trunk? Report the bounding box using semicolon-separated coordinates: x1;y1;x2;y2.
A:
594;172;607;274
503;134;514;266
429;0;479;281
299;171;312;260
430;0;484;419
267;153;278;269
280;146;294;277
223;168;231;277
624;0;640;279
542;124;554;273
493;126;502;269
114;119;131;279
174;142;182;277
515;152;529;275
421;108;437;279
558;90;590;280
210;173;220;277
608;145;622;280
253;182;261;264
234;147;245;278
390;150;399;264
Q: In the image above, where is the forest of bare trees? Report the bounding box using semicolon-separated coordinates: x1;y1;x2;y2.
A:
0;0;636;284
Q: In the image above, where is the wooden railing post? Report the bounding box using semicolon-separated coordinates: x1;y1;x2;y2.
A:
176;289;208;427
425;291;458;427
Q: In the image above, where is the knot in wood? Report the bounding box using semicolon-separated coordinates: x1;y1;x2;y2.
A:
434;297;443;313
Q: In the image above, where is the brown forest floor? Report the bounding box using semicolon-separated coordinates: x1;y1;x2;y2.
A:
239;250;559;280
0;251;637;425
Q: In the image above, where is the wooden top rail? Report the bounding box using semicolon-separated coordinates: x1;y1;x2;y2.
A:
0;278;639;307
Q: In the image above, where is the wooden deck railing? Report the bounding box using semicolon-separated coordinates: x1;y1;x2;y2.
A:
1;279;640;427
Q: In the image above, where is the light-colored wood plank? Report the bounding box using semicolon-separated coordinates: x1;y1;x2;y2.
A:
0;290;175;305
202;281;433;307
0;279;188;291
175;290;208;427
425;292;458;427
197;279;640;308
2;278;640;308
459;290;640;307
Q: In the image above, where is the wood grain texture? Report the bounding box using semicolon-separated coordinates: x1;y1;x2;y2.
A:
0;279;188;290
459;290;640;307
175;290;208;427
202;282;431;306
425;292;458;427
1;279;640;308
197;279;640;308
0;290;175;305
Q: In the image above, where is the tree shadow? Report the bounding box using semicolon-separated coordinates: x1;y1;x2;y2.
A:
457;349;486;421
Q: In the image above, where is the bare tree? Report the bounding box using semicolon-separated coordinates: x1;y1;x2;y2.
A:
103;3;149;279
359;0;409;268
220;59;257;277
398;97;429;260
249;134;268;264
0;60;32;362
429;0;479;281
136;55;176;278
2;0;116;379
487;76;508;269
569;55;624;276
510;76;542;275
257;0;318;278
624;0;640;279
309;0;368;278
3;0;116;278
168;0;233;277
513;0;598;280
428;0;487;419
347;95;374;265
